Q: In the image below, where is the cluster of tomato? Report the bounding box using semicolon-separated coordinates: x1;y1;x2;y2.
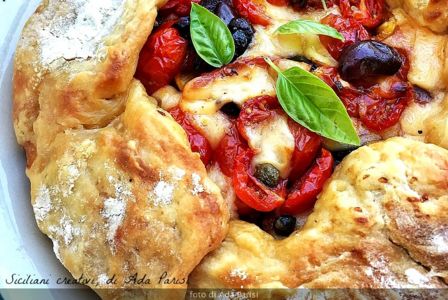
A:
226;95;333;214
136;0;412;215
228;0;411;132
170;60;334;216
136;0;266;94
173;97;333;215
317;2;413;132
136;0;202;94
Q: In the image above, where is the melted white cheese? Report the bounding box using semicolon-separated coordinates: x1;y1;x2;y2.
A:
244;3;338;67
244;112;295;178
181;64;276;114
190;112;232;149
151;85;181;110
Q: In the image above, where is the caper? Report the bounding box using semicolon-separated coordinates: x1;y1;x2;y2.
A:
254;163;280;188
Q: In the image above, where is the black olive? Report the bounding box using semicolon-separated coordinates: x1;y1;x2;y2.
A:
216;2;235;25
274;215;296;236
338;40;402;82
413;86;433;105
289;0;308;9
220;102;241;117
254;163;280;188
228;17;254;37
332;148;356;165
232;30;250;57
200;0;220;12
175;16;190;39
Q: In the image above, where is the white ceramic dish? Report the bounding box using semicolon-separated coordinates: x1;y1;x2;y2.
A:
0;1;97;299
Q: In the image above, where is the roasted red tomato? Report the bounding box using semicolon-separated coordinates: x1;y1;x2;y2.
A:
215;123;247;177
358;79;412;131
289;0;335;10
340;49;411;131
136;27;187;94
267;0;288;6
358;95;408;132
287;120;322;182
168;107;212;165
320;14;370;59
338;0;385;29
233;149;287;212
236;95;280;140
282;148;333;214
160;0;200;16
233;0;271;26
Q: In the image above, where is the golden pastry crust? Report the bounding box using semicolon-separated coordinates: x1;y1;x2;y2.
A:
189;138;448;290
13;0;164;166
378;9;448;148
387;0;448;33
29;80;229;298
13;1;229;299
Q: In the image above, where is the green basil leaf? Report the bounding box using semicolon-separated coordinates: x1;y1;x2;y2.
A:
190;3;235;68
265;58;360;146
275;19;344;41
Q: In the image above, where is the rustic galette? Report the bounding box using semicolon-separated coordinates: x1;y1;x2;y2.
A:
13;0;448;299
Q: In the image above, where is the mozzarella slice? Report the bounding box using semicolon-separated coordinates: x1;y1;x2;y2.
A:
244;112;295;178
181;64;276;115
190;112;232;149
244;3;338;67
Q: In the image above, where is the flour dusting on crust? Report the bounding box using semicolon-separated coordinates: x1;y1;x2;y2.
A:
191;173;205;195
33;185;52;221
38;0;125;65
101;197;126;249
150;181;175;206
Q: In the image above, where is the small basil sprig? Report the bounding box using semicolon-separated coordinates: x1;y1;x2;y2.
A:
265;58;360;146
275;19;344;41
190;3;235;68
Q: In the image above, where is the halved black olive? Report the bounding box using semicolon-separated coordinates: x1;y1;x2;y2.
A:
274;215;296;236
232;30;251;57
254;163;280;188
175;16;190;39
216;2;235;25
200;0;220;12
228;17;254;37
339;40;402;82
220;102;241;117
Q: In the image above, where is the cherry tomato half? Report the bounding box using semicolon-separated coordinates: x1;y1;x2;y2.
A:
282;148;333;214
136;27;187;94
287;119;322;182
215;123;247;177
233;0;271;26
233;149;287;212
160;0;200;17
338;0;385;29
267;0;288;6
237;95;280;141
168;107;213;165
320;14;370;60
